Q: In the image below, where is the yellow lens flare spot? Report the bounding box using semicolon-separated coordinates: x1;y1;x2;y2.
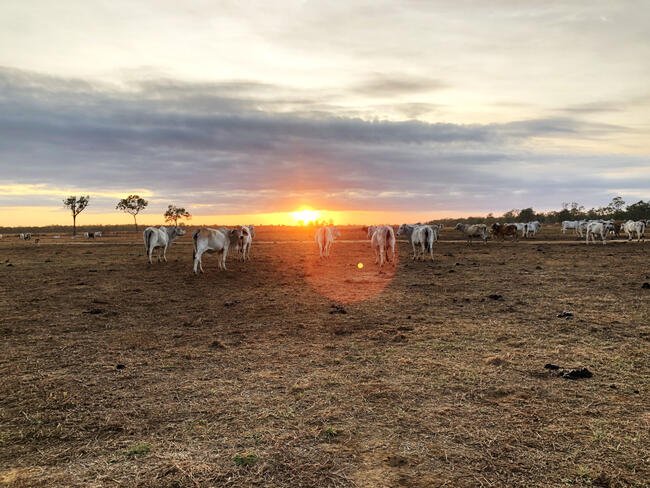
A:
357;262;364;269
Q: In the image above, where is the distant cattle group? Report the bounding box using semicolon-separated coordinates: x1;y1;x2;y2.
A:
4;217;646;274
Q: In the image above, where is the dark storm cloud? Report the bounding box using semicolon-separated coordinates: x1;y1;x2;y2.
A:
0;67;645;215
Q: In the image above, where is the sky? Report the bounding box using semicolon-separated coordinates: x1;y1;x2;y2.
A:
1;1;649;226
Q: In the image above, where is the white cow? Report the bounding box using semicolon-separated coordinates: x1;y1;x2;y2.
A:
622;220;645;242
315;226;341;259
94;231;102;238
455;223;489;245
19;233;31;241
397;224;434;260
562;221;578;234
526;221;541;238
192;227;243;274
586;221;614;245
368;225;396;266
143;226;186;264
239;225;255;261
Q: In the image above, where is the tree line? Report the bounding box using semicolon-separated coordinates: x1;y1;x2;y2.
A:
436;197;650;226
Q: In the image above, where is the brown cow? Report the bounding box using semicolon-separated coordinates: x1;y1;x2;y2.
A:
491;223;519;241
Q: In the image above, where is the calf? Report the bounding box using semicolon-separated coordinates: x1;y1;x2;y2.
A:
143;226;186;264
455;223;489;245
192;227;243;273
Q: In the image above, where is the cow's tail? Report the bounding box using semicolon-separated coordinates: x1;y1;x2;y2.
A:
192;229;200;260
143;228;152;254
425;227;433;252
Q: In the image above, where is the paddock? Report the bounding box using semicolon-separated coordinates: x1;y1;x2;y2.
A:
1;226;648;487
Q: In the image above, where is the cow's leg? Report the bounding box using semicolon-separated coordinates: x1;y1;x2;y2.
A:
147;246;153;264
193;249;202;275
163;245;168;263
222;250;228;270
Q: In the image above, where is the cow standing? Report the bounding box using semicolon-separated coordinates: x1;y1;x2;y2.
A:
455;223;489;245
397;224;435;260
368;225;396;266
192;227;243;273
143;226;186;264
315;226;341;259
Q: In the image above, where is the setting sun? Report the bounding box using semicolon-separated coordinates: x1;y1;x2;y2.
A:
291;208;321;224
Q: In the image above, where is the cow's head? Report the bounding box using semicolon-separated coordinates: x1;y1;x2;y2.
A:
173;226;186;238
332;227;342;239
397;224;408;236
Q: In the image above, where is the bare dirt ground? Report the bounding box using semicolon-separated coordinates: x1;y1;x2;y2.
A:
1;226;648;487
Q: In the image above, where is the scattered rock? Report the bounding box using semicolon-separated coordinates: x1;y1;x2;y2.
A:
88;269;98;273
642;282;650;289
487;294;504;301
44;259;52;263
557;311;573;318
562;367;593;379
83;308;105;315
210;339;226;349
391;334;407;343
329;304;347;314
448;269;455;273
544;363;560;370
224;300;240;307
6;263;13;267
116;364;126;370
535;266;542;270
609;384;617;389
397;326;414;331
406;315;411;319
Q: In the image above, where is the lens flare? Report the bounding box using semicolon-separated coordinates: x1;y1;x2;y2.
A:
357;262;364;269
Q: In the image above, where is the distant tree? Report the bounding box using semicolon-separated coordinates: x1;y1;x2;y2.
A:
625;200;650;220
502;209;518;220
163;205;191;226
116;195;148;232
517;208;535;222
62;195;90;236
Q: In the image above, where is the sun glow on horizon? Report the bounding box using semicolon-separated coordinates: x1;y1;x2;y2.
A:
291;208;321;225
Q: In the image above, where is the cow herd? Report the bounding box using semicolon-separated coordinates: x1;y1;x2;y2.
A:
562;219;647;244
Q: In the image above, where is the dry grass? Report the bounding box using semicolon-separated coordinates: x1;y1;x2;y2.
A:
0;225;648;487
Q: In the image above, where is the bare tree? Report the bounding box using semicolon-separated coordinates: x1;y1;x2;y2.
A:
63;195;90;236
164;205;191;226
116;195;149;232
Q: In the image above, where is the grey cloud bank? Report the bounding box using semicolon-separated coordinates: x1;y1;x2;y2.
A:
0;67;648;217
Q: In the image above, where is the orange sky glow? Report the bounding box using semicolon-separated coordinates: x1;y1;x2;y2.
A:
0;206;474;228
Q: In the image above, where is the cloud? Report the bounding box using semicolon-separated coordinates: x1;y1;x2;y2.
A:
0;67;647;218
